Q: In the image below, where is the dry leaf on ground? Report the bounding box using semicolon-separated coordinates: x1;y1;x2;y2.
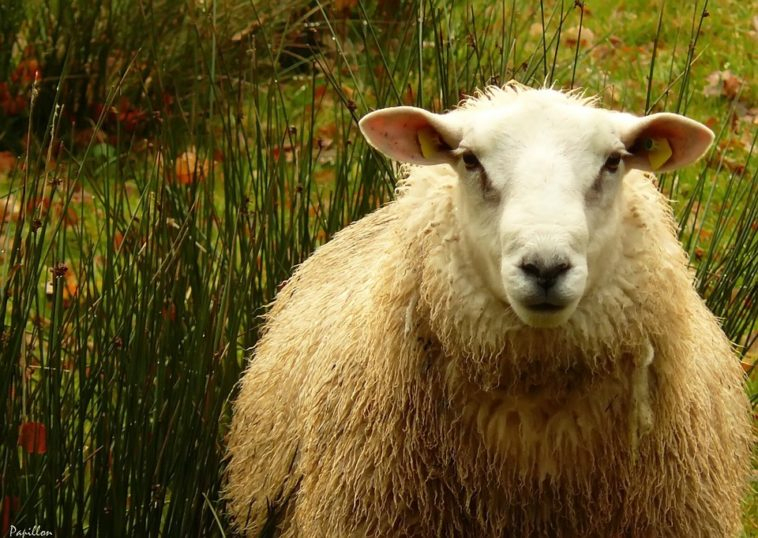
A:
174;148;209;185
564;26;595;47
703;70;743;100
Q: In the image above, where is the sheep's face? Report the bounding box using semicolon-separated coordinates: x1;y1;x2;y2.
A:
360;86;713;329
451;102;620;327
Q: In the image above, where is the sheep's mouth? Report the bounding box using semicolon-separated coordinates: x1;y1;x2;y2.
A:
527;302;565;312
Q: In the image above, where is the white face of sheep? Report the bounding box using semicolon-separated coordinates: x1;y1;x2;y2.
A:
359;89;713;328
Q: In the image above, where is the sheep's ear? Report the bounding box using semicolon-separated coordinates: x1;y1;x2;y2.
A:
359;106;462;165
618;112;714;173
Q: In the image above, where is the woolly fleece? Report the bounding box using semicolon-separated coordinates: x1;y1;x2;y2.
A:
225;90;751;537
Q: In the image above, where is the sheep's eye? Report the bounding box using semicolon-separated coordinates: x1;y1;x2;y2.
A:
461;151;482;171
603;153;622;173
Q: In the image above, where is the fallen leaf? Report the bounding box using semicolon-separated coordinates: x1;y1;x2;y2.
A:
73;127;108;149
231;20;261;43
403;84;415;105
63;269;78;303
0;83;26;116
174;148;209;185
1;195;20;223
71;187;94;206
11;58;40;85
26;196;51;216
271;145;295;163
0;151;16;176
54;202;79;226
115;96;147;133
313;168;336;185
316;123;338;150
564;26;595;47
18;422;47;454
703;70;743;100
313;85;328;101
45;264;78;303
334;0;357;9
340;85;355;100
113;231;124;251
602;85;620;106
591;44;614;61
161;302;176;321
2;495;21;537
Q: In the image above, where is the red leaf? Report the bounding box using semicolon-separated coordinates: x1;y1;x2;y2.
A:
2;496;21;536
18;422;47;454
0;151;16;175
174;149;209;185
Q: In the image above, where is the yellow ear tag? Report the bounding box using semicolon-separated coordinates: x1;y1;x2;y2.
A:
417;127;438;159
646;137;672;171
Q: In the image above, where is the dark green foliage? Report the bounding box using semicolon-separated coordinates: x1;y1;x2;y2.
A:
0;0;754;535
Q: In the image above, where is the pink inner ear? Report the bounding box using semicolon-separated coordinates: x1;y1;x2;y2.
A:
639;121;686;162
627;114;714;172
364;114;428;157
360;108;447;164
360;106;461;165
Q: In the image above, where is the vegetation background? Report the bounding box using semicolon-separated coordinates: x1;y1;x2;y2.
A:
0;0;755;535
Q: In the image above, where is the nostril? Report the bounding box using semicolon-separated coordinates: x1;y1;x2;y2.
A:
521;262;541;278
519;259;572;289
544;262;571;281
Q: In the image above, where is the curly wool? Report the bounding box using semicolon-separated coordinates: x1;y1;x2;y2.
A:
225;159;751;536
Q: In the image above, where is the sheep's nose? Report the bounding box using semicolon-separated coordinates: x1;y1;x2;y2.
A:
519;258;572;290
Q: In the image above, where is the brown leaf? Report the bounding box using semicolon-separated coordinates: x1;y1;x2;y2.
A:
564;26;595;48
0;195;20;223
73;127;108;149
703;70;743;100
271;145;295;163
174;148;209;185
53;202;79;226
313;169;335;185
403;84;415;106
18;422;47;454
316;123;338;151
602;85;620;106
340;85;355;100
334;0;357;10
0;151;16;176
529;23;543;38
231;21;261;43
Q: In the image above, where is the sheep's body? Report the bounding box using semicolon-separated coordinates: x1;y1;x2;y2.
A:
225;87;751;537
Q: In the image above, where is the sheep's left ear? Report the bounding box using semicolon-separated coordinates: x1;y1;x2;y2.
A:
617;112;714;172
359;106;463;166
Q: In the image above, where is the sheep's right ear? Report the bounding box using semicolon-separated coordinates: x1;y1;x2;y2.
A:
359;106;462;165
616;112;714;173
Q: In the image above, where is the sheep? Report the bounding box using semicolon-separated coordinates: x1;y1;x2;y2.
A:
224;82;752;537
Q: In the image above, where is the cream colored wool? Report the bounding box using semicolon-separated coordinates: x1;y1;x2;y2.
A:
225;90;751;537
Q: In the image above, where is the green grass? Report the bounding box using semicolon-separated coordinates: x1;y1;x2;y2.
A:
0;0;755;535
